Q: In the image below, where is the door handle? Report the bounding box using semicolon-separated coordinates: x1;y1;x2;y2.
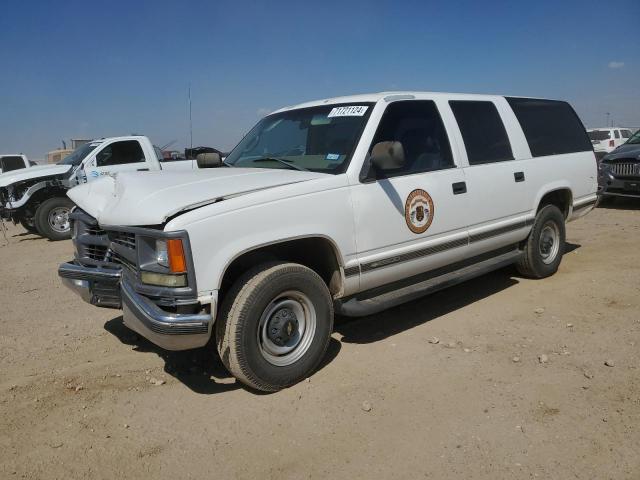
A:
514;171;525;182
137;168;150;172
452;181;467;195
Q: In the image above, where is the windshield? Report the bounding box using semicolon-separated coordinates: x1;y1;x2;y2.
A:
225;103;373;173
588;130;611;141
57;142;99;166
626;130;640;145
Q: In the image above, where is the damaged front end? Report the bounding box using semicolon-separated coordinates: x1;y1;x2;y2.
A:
58;209;213;351
0;171;75;226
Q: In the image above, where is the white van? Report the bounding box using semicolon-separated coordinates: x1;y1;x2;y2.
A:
60;92;597;391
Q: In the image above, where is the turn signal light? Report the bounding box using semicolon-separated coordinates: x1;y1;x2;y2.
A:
167;239;187;273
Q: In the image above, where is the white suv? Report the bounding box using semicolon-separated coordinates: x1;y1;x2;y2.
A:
59;92;598;391
588;127;634;159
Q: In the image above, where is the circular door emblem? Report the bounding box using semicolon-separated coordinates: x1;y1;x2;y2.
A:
405;189;434;234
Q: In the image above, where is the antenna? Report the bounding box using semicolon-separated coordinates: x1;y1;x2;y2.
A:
188;84;193;150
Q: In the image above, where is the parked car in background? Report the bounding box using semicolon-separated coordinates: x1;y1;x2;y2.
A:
0;154;34;174
598;129;640;199
0;135;201;240
588;128;634;160
59;91;597;392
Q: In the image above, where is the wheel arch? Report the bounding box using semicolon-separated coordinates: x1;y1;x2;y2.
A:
534;185;573;219
218;235;346;303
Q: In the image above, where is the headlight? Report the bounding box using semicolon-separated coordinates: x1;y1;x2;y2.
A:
156;239;169;267
138;236;189;287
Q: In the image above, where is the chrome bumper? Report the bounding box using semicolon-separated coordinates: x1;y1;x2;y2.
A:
58;261;213;351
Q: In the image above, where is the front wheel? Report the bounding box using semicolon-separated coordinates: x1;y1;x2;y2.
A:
216;262;334;392
516;204;566;278
19;216;38;234
34;197;74;240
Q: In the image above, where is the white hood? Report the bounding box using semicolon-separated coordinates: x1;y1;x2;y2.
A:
0;164;72;188
67;168;327;226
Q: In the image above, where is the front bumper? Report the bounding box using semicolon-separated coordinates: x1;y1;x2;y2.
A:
58;261;213;351
598;172;640;198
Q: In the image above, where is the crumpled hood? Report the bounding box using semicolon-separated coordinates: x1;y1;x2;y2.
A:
67;168;327;226
0;164;72;188
603;143;640;161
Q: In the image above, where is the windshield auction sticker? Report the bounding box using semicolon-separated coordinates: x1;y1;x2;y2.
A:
328;106;368;117
405;189;434;234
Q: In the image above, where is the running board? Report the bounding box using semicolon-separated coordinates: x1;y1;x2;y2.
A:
335;249;522;317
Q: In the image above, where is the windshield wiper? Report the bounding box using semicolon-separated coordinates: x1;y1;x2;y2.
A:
252;157;308;171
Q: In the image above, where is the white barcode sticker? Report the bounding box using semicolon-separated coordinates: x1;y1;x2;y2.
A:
328;106;368;117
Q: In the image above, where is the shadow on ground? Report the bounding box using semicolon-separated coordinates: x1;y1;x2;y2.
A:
335;266;522;344
104;246;583;394
597;196;640;211
104;317;341;395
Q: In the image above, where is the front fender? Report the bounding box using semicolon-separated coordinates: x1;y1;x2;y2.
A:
169;184;358;297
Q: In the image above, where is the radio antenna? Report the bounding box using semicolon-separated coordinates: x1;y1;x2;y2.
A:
188;84;193;150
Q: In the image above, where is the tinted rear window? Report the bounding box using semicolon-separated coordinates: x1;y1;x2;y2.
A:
506;98;592;157
449;101;513;165
588;130;611;141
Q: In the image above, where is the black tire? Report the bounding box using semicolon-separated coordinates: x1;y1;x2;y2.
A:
34;197;74;241
516;204;565;279
216;262;333;392
19;216;38;234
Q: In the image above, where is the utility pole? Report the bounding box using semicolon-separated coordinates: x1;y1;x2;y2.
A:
606;112;610;127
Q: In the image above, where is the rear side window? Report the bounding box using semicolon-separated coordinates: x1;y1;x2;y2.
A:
449;101;513;165
621;129;632;139
506;98;592;157
369;100;454;178
588;130;611;141
0;156;25;172
614;130;620;139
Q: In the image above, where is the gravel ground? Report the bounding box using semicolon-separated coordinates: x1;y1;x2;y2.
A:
1;201;639;479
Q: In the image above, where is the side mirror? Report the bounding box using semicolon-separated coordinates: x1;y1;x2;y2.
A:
196;152;222;168
370;141;405;170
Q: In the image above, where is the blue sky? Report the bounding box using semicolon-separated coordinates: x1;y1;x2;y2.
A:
1;0;638;159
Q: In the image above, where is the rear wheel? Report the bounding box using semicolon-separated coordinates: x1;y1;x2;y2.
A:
516;204;565;278
34;197;74;241
216;262;333;392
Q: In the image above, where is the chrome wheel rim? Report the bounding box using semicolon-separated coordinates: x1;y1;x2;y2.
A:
539;221;560;265
257;290;316;367
48;207;71;233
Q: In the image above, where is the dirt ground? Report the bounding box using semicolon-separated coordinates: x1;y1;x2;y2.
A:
1;201;639;480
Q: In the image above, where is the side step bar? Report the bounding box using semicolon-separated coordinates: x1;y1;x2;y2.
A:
335;249;522;317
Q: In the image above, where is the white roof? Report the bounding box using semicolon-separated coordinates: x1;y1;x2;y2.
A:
273;91;558;114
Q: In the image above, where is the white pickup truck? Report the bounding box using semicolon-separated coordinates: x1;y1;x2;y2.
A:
59;92;597;392
0;154;33;174
0;135;199;240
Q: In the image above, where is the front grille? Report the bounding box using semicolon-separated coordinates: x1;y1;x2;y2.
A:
86;245;108;261
86;224;106;236
109;231;136;250
71;210;136;270
609;162;639;178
